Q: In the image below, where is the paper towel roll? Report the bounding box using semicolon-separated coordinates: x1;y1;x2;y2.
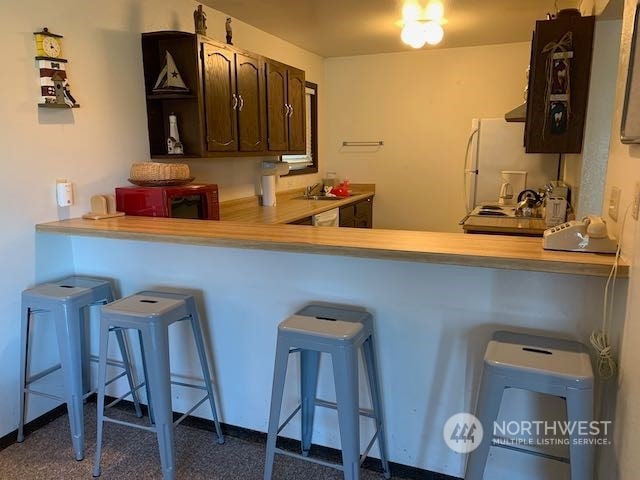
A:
262;175;277;206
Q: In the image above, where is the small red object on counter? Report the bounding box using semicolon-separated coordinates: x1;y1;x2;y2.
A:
330;183;349;197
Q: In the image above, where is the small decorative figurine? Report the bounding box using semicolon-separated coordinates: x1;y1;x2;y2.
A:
194;5;207;36
153;51;189;93
226;17;233;45
167;113;184;155
34;27;79;108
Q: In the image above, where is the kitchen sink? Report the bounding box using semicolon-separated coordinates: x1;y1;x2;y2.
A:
293;195;343;200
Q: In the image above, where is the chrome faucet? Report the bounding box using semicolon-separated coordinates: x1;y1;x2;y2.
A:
305;183;322;196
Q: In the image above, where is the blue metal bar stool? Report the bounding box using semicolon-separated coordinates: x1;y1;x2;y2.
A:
93;290;224;480
466;331;595;480
264;303;391;480
18;276;142;461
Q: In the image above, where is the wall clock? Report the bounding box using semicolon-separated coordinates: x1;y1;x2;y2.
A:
34;27;79;108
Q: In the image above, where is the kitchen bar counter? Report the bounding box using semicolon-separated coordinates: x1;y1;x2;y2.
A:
220;186;375;224
36;216;627;277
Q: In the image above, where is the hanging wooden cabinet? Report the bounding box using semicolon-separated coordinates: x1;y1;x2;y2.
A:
141;31;304;158
524;12;595;154
265;59;306;153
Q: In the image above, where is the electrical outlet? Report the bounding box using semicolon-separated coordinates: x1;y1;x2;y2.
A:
633;182;640;220
608;186;621;221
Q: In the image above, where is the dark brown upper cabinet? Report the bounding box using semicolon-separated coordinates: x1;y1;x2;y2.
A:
265;59;306;153
524;11;595;154
141;31;304;159
202;42;267;153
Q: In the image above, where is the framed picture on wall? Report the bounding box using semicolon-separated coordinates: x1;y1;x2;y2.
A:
621;3;640;143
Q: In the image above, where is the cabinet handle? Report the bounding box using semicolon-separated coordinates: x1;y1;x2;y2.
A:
232;94;238;110
284;104;290;116
288;104;294;117
238;95;244;111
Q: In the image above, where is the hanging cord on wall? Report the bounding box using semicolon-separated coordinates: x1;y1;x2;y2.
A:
590;204;631;379
556;153;563;180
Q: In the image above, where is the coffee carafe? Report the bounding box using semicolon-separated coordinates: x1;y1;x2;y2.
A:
498;170;527;205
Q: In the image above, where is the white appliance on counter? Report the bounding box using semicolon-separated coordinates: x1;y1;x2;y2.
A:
312;208;340;226
464;118;558;211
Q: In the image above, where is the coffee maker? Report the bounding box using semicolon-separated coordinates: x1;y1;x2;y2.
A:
498;171;527;205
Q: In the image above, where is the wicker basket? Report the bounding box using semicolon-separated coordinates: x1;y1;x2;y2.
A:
129;162;190;181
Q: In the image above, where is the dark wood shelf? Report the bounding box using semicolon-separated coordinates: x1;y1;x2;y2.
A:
150;154;202;159
38;103;79;109
146;93;197;100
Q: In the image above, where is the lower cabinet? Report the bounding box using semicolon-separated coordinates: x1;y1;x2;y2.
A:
340;197;373;228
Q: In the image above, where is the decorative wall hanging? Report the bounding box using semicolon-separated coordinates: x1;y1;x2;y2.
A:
524;10;594;154
34;27;79;108
621;3;640;144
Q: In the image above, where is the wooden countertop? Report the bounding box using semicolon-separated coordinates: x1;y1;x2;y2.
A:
462;216;547;236
220;187;375;224
36;216;628;277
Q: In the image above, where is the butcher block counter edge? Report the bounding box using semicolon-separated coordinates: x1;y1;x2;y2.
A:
36;216;628;278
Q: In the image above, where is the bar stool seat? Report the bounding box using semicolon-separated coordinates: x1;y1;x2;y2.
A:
264;303;391;480
93;290;224;480
466;330;595;480
18;276;142;461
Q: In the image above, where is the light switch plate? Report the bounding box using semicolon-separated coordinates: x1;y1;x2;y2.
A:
608;186;621;221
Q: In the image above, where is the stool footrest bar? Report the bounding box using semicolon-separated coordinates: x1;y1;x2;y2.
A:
25;364;62;385
277;404;302;434
23;388;62;403
173;395;209;427
274;447;344;471
103;415;156;433
315;399;375;419
169;379;210;391
359;430;380;466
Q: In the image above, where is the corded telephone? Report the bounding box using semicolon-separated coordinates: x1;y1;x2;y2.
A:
542;215;618;253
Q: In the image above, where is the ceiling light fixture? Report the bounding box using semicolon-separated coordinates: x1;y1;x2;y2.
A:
400;1;445;48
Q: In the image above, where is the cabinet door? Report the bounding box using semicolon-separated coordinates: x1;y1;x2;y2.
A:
354;198;373;228
287;67;306;152
202;42;238;152
236;53;266;152
339;204;356;228
265;60;289;151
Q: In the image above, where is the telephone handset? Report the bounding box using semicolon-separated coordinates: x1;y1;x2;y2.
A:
543;215;618;253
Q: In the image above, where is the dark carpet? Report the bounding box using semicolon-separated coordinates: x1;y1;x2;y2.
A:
0;405;416;479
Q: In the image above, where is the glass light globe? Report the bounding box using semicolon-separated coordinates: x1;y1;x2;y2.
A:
401;22;427;49
402;2;421;23
425;1;444;20
424;21;444;45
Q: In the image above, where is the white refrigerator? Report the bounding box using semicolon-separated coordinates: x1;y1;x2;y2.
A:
464;118;558;212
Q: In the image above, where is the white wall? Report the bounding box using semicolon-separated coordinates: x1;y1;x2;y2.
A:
603;1;640;478
324;42;532;232
0;0;323;433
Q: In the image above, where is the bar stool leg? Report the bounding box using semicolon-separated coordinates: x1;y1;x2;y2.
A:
333;345;361;480
92;319;112;477
137;330;154;424
141;325;176;480
17;306;31;443
566;387;594;480
55;304;86;461
264;337;293;480
113;329;143;418
362;336;391;479
466;370;507;480
188;312;224;444
300;349;320;457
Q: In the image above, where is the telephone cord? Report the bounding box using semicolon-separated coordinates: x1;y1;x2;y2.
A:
590;204;631;379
